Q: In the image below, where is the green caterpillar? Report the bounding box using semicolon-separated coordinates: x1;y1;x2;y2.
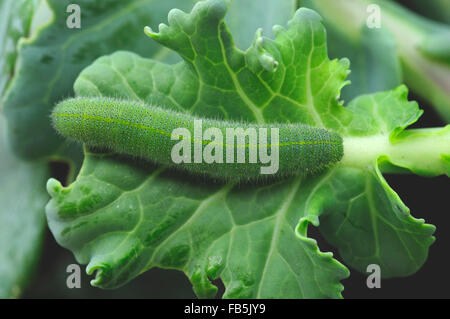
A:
51;97;343;180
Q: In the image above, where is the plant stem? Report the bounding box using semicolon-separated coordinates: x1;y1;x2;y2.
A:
340;126;450;176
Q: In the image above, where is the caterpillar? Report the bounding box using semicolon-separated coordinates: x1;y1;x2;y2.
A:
51;97;343;180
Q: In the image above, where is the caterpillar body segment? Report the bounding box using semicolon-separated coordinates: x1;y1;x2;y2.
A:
52;97;343;180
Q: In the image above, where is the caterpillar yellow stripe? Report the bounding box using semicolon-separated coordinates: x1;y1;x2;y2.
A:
51;97;343;180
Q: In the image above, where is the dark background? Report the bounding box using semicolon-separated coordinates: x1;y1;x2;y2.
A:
22;0;450;299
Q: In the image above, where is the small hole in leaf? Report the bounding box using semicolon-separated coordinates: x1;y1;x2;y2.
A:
40;54;53;64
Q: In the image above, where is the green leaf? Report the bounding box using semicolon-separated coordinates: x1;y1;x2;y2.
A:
48;0;351;298
0;115;49;298
300;1;403;101
2;0;197;160
317;165;435;278
46;0;442;298
299;0;450;122
0;0;41;102
47;155;348;298
0;0;50;299
339;87;450;177
320;86;447;276
340;26;402;101
226;0;297;50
